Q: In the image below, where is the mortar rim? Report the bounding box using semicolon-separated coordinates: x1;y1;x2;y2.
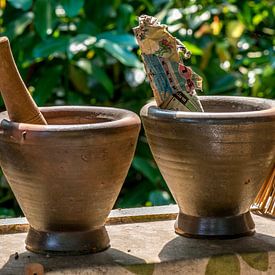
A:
140;96;275;120
0;105;141;132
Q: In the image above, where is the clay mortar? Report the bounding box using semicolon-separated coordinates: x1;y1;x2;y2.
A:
0;106;140;254
141;96;275;238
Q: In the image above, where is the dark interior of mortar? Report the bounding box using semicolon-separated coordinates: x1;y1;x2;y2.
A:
200;98;271;113
42;110;113;125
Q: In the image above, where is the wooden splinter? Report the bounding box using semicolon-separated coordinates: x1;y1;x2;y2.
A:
0;36;47;124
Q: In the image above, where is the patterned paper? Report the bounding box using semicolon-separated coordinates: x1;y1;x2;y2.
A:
133;15;204;112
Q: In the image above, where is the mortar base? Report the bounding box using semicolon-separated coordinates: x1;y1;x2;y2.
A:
175;211;255;239
25;226;110;255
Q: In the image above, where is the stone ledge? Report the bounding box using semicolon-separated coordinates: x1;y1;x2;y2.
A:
0;205;274;274
0;205;179;235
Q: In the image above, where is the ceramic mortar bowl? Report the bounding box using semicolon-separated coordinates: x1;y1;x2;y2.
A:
141;96;275;238
0;106;140;254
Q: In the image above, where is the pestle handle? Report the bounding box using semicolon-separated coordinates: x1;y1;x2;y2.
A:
0;37;47;124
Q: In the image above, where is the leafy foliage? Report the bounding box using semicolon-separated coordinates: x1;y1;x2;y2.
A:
0;0;274;217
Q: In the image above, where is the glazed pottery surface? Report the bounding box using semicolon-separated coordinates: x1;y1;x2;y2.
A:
0;106;140;254
141;96;275;238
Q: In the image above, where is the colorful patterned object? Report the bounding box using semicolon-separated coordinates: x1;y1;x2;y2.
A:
133;15;204;112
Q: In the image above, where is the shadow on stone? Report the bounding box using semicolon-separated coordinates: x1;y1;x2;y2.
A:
0;247;147;274
158;232;275;262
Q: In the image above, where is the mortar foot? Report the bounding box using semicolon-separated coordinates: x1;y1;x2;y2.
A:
25;226;110;255
175;211;255;239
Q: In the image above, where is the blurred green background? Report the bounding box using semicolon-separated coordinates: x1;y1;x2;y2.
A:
0;0;274;217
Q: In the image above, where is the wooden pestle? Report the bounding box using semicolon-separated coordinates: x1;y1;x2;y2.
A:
0;37;47;124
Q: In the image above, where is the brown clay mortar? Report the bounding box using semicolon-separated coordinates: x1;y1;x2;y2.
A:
0;106;140;254
141;96;275;238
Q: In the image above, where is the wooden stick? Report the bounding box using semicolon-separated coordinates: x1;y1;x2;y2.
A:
268;190;274;214
0;37;47;124
252;165;275;216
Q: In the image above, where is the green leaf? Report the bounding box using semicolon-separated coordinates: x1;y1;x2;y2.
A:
188;11;211;29
61;0;84;18
148;190;172;206
68;34;96;58
183;41;203;55
216;42;231;62
240;252;268;272
77;20;100;36
135;137;156;159
74;59;92;74
116;179;153;208
0;193;13;203
0;96;4;108
253;12;268;26
69;64;90;94
33;37;69;59
92;66;114;97
116;3;134;31
33;0;55;39
33;65;62;105
96;39;142;68
242;2;253;30
0;207;15;218
96;32;137;47
4;12;33;41
8;0;32;11
206;255;240;275
67;91;85;105
83;0;116;28
200;41;214;70
226;21;245;39
132;156;161;185
75;59;114;96
209;74;239;94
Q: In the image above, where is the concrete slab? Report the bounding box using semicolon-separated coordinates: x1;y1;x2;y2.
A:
0;207;274;274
